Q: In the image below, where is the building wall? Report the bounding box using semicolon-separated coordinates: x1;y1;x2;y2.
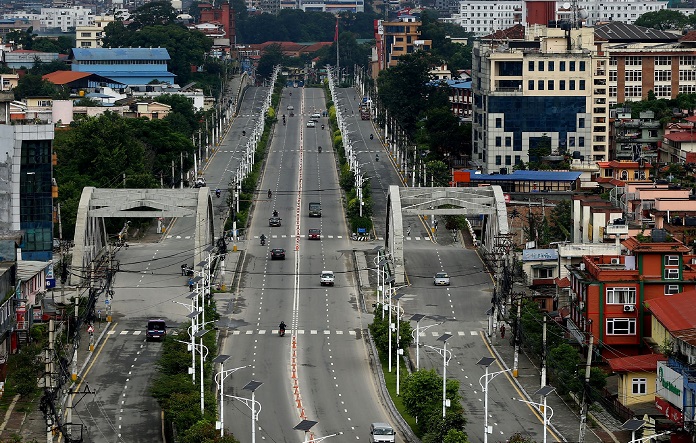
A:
617;370;659;406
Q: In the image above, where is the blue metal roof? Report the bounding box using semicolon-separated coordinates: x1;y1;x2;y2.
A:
71;47;171;61
427;79;471;89
464;169;581;182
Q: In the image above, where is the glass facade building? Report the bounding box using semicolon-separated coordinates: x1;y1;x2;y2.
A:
20;139;53;261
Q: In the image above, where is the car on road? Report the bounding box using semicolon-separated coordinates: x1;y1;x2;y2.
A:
271;248;285;260
311;113;321;119
308;229;321;240
287;105;294;110
320;270;335;286
369;423;396;443
269;216;281;227
306;121;316;128
146;319;167;341
433;272;450;286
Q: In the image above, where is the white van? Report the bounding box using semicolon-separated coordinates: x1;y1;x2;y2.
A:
311;113;321;119
369;423;396;442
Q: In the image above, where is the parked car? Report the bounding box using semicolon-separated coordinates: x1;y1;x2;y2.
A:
320;270;335;286
269;216;281;227
271;248;286;260
308;229;321;240
146;319;167;341
433;272;450;286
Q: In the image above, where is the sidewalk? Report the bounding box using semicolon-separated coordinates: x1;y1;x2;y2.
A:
487;329;630;443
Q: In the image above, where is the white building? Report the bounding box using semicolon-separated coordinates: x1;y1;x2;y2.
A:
75;13;120;48
299;0;364;13
444;0;669;37
5;6;94;33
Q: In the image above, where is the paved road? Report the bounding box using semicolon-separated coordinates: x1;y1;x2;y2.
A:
219;87;398;442
71;84;270;443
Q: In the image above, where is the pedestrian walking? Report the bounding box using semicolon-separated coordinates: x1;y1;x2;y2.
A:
500;324;506;339
181;264;187;276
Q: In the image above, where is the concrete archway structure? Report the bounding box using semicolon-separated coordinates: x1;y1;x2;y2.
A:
386;185;509;284
70;187;214;286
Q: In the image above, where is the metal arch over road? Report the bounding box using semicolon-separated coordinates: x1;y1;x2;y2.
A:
386;185;509;283
70;187;215;286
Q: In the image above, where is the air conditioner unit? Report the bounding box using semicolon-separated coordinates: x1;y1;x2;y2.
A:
623;305;635;312
611;258;621;265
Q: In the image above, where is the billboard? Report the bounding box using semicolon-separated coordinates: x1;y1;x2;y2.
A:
656;361;683;409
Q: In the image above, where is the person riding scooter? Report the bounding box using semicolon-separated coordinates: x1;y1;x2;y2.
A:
279;321;287;337
376;154;379;162
273;209;278;217
268;189;272;198
215;189;221;198
370;134;374;140
260;234;266;246
242;130;246;136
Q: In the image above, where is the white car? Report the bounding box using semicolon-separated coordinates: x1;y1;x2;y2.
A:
320;270;335;286
287;105;294;110
307;121;316;128
433;272;450;286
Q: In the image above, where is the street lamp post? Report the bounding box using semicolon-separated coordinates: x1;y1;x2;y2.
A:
478;357;513;443
293;419;341;443
224;381;263;443
212;355;247;437
514;385;556;443
437;334;452;418
194;327;214;414
410;315;442;371
393;293;405;396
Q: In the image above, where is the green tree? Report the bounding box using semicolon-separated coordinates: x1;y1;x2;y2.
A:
128;0;177;30
5;27;35;49
443;429;469;443
547;343;582;395
30;59;70;76
634;9;689;30
549;200;571;242
32;36;75;54
13;74;59;99
156;93;200;137
257;44;286;80
507;433;537;443
418;106;468;157
425;160;450;186
401;369;444;419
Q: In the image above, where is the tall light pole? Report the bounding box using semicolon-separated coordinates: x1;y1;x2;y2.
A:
195;328;213;415
293;419;341;443
213;355;247;437
437;334;452;418
478;357;513;443
393;293;405;396
410;314;442;371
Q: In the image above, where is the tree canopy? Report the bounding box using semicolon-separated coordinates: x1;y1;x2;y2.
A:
127;0;178;30
634;9;692;30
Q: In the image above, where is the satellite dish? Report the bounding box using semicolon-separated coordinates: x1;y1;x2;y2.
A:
562;2;571;9
579;9;589;19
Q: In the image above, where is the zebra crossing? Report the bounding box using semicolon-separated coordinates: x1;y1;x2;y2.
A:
109;329;481;337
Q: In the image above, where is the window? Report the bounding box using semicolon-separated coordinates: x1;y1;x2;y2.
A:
606;287;636;304
606;318;636;335
528;61;534;71
569;137;575;147
505;136;511;147
665;284;680;295
569;80;576;90
495;136;502;147
632;378;647;395
495;118;502;128
528;80;534;90
560;80;566;90
680;70;696;81
655;56;671;66
665;255;680;266
655;70;671;82
625;86;642;98
580;80;585;90
680;55;695;65
626;70;642;82
664;268;680;279
548;61;554;71
579;118;585;128
538;80;544;90
609;57;617;66
570;61;576;71
560;61;566;71
534;267;554;278
626;56;642;66
609;71;618;82
495;155;502;165
505;155;511;165
579;137;585;147
538;61;544;71
515;155;521;165
579;61;586;71
548;80;554;90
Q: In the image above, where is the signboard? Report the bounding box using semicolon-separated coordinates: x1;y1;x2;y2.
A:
655;396;684;425
46;279;56;289
357;227;366;234
522;249;559;261
656;361;683;408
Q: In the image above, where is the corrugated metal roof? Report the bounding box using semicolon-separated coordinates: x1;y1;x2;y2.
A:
593;22;679;43
16;260;49;281
607;353;665;372
645;290;696;331
71;47;171;61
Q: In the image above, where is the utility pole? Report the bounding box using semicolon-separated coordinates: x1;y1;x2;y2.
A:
513;297;521;377
171;160;175;189
541;315;547;388
180;152;184;189
578;335;594;443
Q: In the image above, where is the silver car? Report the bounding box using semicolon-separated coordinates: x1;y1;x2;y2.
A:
433;272;450;286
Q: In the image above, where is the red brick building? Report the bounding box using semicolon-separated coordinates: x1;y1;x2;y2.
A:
567;232;696;359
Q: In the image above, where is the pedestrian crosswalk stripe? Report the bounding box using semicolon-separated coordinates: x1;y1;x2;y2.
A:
458;331;465;336
133;331;141;335
470;331;478;335
336;330;343;334
120;330;128;335
109;329;480;337
259;329;267;334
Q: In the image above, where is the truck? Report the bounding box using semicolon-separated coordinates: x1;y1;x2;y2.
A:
308;202;321;217
360;106;370;121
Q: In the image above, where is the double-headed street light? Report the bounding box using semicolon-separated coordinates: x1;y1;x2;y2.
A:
478;356;513;443
213;355;247;437
514;385;556;443
410;314;442;371
224;380;263;443
294;419;341;443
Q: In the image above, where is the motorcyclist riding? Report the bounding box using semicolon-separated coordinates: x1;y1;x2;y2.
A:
260;234;266;245
376;154;379;161
370;134;374;140
215;189;221;198
242;130;246;136
279;321;287;336
268;189;272;198
273;210;278;217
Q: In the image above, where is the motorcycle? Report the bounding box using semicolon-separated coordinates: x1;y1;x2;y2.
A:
273;210;278;217
318;146;322;153
242;130;246;136
376;154;379;162
321;124;325;130
370;134;374;140
268;189;272;198
279;327;286;337
260;236;266;246
215;189;221;198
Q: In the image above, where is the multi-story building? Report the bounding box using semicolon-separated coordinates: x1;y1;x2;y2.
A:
69;47;176;86
4;6;94;33
0;93;54;261
299;0;364;13
372;15;431;75
198;2;236;46
75;13;118;49
566;232;696;360
471;23;609;173
443;0;668;37
611;109;662;162
4;50;60;69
